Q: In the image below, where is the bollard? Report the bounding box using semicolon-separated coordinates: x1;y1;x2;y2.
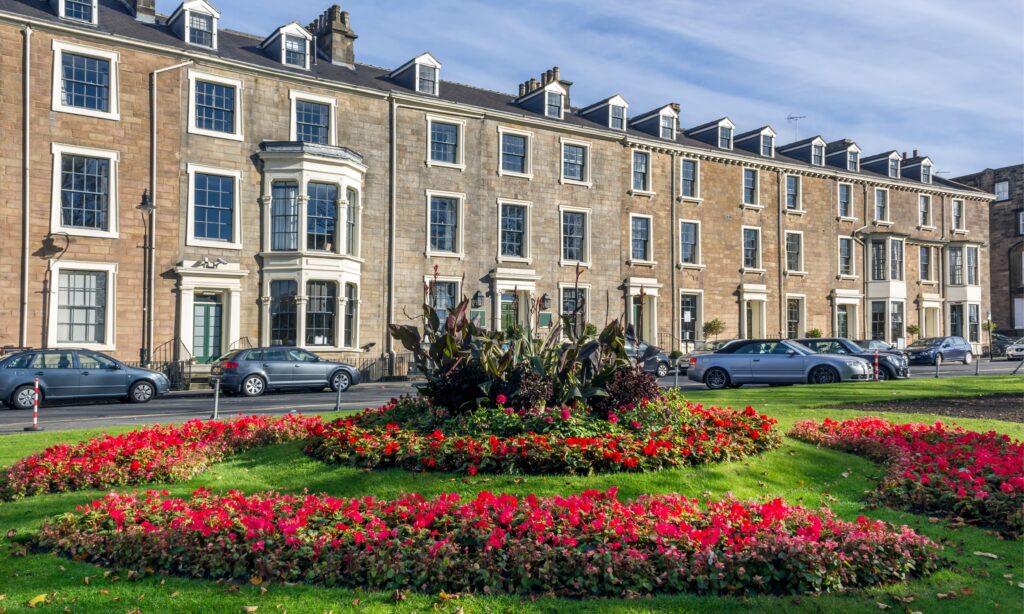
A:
974;351;981;376
23;377;43;432
673;358;679;389
211;378;220;421
334;376;343;412
874;350;879;382
934;358;940;379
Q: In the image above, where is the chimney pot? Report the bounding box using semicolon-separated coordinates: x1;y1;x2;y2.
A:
670;102;681;113
913;149;919;158
309;5;357;67
545;69;553;84
552;66;560;81
519;83;526;97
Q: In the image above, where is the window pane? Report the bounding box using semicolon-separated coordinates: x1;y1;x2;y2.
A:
632;151;648;191
271;182;298;251
429;196;458;253
64;0;93;21
306;182;338;251
285;35;307;66
305;281;336;346
610;105;625;130
718;126;732;148
561;288;587;335
295;100;330;144
968;304;980;343
631;217;650;261
870;302;886;340
967;247;979;285
919;246;931;281
839;238;853;275
786;233;801;271
344;283;358;347
949;247;964;285
743;229;759;268
890;302;904;341
344;188;358;257
195;80;234;133
61;52;110;112
681;160;696;197
562;144;586;181
501;134;527;173
430;122;459;163
838;184;851;217
680;222;698;264
417;65;437;94
60;154;110;230
500;204;526;258
786;176;800;209
193;173;234;241
189;12;214;47
890;240;904;281
430;281;457;323
269;280;297;346
743;169;757;205
875;189;887;220
562;211;585;262
57;270;106;344
761;135;773;156
787;299;801;338
871;241;886;281
546;92;562;117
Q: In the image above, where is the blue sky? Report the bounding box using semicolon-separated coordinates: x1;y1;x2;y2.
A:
165;0;1023;176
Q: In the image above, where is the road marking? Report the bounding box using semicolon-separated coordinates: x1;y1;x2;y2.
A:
0;402;368;427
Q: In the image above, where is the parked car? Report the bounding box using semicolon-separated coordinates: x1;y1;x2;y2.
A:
796;337;910;381
854;339;901;353
212;347;360;397
1001;338;1024;360
624;340;673;377
0;349;170;409
688;339;873;390
905;336;974;365
676;339;740;374
989;333;1021;359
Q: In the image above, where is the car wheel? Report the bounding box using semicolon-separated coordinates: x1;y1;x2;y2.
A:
241;375;266;397
934;354;943;367
875;366;890;382
703;368;730;390
655;362;669;378
11;385;37;410
809;365;840;385
128;381;155;404
963;352;973;365
330;370;352;393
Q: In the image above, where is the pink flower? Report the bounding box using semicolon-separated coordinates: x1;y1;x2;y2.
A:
608;413;619;424
495;394;507;405
560;409;571;421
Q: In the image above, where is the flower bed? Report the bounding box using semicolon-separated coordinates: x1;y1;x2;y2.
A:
35;488;942;598
306;399;780;475
790;417;1024;533
0;415;320;501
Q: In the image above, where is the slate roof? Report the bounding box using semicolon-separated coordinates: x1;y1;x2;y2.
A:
826;139;858;153
0;0;985;196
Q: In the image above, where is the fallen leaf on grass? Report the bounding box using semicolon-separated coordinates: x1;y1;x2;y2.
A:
974;551;999;559
841;472;851;479
27;595;48;608
242;607;258;613
170;592;180;598
876;604;890;610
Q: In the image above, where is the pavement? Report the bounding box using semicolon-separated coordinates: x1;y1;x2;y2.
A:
0;360;1020;434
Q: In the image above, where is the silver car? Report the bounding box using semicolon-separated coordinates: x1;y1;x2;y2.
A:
212;347;360;397
687;339;873;390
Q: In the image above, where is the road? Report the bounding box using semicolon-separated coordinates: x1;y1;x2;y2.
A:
0;361;1020;434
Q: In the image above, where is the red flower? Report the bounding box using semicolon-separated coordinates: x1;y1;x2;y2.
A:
495;394;508;405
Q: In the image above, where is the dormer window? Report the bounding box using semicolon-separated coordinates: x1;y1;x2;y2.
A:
718;125;733;149
889;158;900;179
285;36;308;67
189;12;214;47
761;134;774;157
610;105;626;130
848;150;859;171
921;163;932;184
546;91;563;119
62;0;96;23
660;114;676;140
417;65;437;95
812;143;824;166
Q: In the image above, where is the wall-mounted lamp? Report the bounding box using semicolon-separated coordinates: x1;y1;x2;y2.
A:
540;293;551;310
471;290;485;309
137;189;155;213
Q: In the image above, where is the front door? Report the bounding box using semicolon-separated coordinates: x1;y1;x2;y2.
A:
193;294;223;365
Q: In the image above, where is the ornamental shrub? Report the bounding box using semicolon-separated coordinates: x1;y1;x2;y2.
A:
36;488;942;598
0;415;320;501
791;416;1024;533
591;367;662;415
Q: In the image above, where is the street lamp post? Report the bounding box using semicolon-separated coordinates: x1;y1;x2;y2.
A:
137;190;155;366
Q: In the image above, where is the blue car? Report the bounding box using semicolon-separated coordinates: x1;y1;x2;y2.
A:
212;347;360;397
0;349;170;410
905;336;974;366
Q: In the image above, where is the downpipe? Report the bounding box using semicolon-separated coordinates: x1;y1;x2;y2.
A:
19;25;32;348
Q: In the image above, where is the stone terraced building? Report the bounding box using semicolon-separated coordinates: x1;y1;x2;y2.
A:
0;0;996;368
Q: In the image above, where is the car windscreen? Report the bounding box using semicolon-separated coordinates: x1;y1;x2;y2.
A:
909;338;942;348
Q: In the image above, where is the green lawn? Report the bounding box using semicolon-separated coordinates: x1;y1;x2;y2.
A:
1;376;1021;613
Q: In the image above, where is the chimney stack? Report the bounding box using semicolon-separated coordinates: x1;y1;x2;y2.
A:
670;103;681;113
519;83;526;97
902;151;908;160
308;5;358;68
912;149;919;158
131;0;156;23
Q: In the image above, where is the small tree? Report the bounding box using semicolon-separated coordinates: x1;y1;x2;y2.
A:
805;328;823;338
982;320;998;333
906;324;920;341
703;318;726;341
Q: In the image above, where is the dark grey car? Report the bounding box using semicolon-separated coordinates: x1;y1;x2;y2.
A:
213;347;361;397
624;340;673;377
0;349;170;409
797;338;910;380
